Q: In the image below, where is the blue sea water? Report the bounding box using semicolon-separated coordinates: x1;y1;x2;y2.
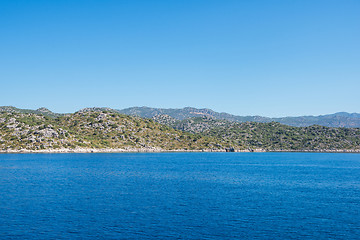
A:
0;153;359;239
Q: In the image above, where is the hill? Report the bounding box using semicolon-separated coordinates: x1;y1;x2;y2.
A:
119;107;360;128
201;121;360;151
152;115;231;134
0;110;222;152
150;115;360;151
0;109;359;152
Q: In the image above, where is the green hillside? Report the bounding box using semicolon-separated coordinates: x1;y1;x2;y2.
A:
0;111;222;151
202;121;360;151
119;106;360;128
1;109;359;152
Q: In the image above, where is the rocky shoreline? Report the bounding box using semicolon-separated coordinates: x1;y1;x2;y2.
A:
1;148;359;154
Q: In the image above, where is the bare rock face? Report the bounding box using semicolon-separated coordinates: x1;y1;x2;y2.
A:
95;113;107;121
6;118;18;129
152;114;177;125
8;118;16;124
172;116;233;134
37;107;52;113
39;128;59;138
27;135;37;142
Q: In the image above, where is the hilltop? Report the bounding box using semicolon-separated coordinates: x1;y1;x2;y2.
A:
0;106;63;118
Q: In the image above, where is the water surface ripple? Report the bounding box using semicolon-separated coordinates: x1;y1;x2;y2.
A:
0;153;359;239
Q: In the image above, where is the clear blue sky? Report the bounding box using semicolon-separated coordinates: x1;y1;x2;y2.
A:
0;0;359;117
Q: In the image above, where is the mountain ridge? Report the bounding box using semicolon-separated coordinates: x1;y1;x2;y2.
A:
1;106;360;128
118;106;360;128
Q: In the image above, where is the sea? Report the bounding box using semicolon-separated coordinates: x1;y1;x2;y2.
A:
0;153;359;239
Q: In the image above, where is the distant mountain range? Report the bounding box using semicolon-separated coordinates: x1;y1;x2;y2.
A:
1;106;360;128
118;107;360;128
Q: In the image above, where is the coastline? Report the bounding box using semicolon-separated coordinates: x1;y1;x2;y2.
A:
1;147;359;154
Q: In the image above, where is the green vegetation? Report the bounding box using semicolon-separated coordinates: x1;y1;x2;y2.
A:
201;121;360;151
150;115;360;151
0;111;221;151
0;109;359;152
119;106;360;128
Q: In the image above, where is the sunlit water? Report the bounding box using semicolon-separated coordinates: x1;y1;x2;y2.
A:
1;153;359;239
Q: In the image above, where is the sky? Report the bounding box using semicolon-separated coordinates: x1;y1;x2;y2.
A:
0;0;359;117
